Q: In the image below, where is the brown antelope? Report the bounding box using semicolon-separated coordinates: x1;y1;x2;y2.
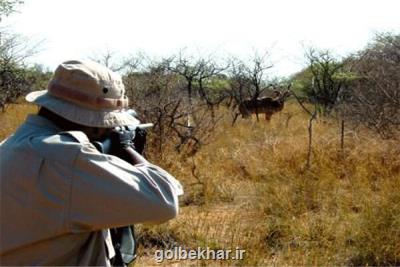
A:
236;90;291;122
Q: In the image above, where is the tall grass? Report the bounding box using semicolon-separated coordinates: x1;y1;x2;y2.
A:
1;102;399;266
0;103;38;141
139;101;399;266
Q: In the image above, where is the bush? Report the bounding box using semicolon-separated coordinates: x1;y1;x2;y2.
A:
338;33;400;139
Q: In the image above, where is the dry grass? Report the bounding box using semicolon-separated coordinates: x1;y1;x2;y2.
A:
1;102;399;266
0;103;38;141
139;101;400;266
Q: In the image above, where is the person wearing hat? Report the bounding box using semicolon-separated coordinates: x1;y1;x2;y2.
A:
0;60;183;266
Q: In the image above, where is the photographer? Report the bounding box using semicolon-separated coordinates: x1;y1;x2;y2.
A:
0;60;183;266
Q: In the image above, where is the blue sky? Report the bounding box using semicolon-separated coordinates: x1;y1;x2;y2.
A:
3;0;400;77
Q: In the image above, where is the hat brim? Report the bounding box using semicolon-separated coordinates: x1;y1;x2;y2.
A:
26;90;140;128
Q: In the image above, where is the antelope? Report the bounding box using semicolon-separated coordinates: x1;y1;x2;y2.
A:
237;90;291;122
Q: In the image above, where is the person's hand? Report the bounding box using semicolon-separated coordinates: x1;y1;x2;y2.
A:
108;128;148;165
111;127;135;149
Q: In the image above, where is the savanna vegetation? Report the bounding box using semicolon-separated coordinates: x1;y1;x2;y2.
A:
1;1;399;265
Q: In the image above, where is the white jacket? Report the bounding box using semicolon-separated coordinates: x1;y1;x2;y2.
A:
0;115;183;266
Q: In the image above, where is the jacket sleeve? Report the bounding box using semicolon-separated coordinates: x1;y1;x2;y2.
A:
67;142;183;233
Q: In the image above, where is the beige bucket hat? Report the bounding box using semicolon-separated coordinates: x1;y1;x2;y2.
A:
26;59;139;128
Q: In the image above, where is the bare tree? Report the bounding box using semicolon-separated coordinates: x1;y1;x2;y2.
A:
167;52;202;110
123;55;221;157
195;62;229;121
338;33;400;139
0;32;42;111
167;52;228;126
168;52;226;108
0;1;48;111
290;87;318;169
0;0;23;21
90;48;141;73
247;52;273;102
304;48;352;114
123;57;179;157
